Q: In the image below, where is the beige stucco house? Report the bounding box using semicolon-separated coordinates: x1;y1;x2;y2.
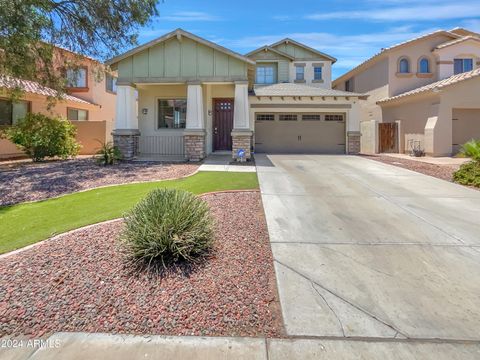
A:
0;47;117;159
333;28;480;157
106;29;365;161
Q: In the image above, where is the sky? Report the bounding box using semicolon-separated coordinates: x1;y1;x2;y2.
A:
136;0;480;79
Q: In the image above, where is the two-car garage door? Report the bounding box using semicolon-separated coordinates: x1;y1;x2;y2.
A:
254;113;346;154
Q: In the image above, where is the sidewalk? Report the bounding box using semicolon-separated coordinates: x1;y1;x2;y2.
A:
2;332;480;360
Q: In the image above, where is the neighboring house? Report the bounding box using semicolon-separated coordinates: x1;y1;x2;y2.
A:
0;47;117;159
333;28;480;156
106;29;365;161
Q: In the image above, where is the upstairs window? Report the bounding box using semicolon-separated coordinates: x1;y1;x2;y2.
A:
0;99;29;126
454;59;473;74
106;74;117;93
66;67;87;88
295;66;305;81
314;67;323;80
419;58;430;73
157;99;187;129
398;58;410;73
256;66;275;84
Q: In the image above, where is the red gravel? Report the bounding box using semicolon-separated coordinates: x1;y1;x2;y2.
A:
362;154;459;182
0;158;199;206
0;192;284;338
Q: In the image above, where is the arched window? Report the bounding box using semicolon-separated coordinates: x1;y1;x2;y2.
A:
399;58;410;73
419;58;430;73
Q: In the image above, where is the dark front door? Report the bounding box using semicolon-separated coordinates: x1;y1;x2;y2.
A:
213;98;234;151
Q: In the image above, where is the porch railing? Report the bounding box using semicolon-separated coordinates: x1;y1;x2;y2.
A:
139;135;185;156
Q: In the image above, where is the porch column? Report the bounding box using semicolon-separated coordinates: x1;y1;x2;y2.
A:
232;81;252;161
347;100;361;154
184;82;206;161
112;84;139;160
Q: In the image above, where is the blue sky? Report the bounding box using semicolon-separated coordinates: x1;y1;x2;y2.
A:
136;0;480;79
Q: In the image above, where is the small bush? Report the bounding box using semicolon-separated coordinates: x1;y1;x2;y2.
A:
95;141;122;166
453;161;480;188
459;139;480;163
121;188;214;269
4;113;80;161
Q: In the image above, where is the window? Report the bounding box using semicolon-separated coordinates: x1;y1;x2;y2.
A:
106;74;117;93
67;108;88;121
454;58;473;74
157;99;187;129
314;67;323;81
325;114;345;122
256;66;275;84
295;66;305;81
256;114;275;121
66;67;88;88
279;114;298;121
302;114;321;121
345;79;352;92
0;99;29;126
419;58;430;73
398;58;410;73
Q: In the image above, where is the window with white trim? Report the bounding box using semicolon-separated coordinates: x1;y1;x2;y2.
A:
313;67;323;80
295;66;304;81
106;74;117;93
454;58;473;74
256;65;276;84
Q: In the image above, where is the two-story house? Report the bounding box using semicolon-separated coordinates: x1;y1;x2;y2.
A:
333;28;480;156
106;29;366;161
0;47;117;159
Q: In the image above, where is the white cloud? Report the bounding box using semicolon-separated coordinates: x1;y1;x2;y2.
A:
161;11;221;22
306;4;480;21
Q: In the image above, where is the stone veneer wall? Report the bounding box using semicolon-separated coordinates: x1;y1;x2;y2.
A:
113;131;140;160
347;132;361;154
232;133;252;161
184;134;206;162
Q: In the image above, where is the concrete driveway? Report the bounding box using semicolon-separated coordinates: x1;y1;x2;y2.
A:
257;154;480;343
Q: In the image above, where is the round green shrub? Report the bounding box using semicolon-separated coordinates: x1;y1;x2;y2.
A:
453;161;480;188
121;188;214;269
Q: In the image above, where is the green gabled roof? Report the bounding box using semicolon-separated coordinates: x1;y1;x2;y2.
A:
269;38;337;63
245;46;295;61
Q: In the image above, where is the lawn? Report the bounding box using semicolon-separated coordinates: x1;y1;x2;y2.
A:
0;171;258;254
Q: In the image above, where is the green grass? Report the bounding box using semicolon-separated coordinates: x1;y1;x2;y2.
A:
0;171;258;254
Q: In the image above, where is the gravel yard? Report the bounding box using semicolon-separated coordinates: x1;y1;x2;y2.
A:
0;158;199;206
0;192;284;338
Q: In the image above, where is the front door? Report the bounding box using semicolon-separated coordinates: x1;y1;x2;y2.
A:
213;98;234;151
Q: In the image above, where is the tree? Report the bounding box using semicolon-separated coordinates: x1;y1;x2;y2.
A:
0;0;158;96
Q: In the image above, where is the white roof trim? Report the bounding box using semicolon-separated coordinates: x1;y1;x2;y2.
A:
269;38;337;63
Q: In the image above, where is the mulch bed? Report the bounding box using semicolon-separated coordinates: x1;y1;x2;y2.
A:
0;192;284;338
0;158;199;206
361;154;458;182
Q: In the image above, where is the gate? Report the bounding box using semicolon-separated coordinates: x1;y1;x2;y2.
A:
379;123;397;153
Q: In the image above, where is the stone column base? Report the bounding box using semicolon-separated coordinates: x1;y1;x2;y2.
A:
347;131;361;154
112;129;140;160
184;131;206;162
231;130;253;161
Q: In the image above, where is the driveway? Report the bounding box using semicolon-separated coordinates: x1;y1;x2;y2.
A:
257;154;480;342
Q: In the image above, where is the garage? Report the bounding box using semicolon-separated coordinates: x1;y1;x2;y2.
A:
452;108;480;153
254;112;346;154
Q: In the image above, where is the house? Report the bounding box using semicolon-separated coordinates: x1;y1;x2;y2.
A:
0;47;117;159
106;29;365;161
333;28;480;156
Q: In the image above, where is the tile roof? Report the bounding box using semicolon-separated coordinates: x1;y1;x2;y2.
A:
0;76;96;105
377;68;480;104
253;83;365;97
435;36;480;50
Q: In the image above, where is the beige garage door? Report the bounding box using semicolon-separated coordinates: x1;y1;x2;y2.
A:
452;109;480;153
254;113;346;154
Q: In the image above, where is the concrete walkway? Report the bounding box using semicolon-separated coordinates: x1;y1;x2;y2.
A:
198;154;256;172
3;332;480;359
257;154;480;349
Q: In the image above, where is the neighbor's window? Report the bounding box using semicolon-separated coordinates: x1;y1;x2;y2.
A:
454;58;473;74
279;114;298;121
256;114;275;121
325;114;345;122
398;58;410;73
106;74;117;93
0;99;29;126
314;67;323;80
67;108;88;121
66;67;88;88
256;66;275;84
419;58;430;73
295;66;305;81
158;99;187;129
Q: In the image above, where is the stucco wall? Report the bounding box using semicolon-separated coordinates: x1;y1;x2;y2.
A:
434;40;480;79
289;61;332;88
452;108;480;153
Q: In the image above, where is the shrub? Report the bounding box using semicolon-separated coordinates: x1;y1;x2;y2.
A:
121;188;214;269
4;113;80;162
95;141;122;166
453;161;480;188
459;139;480;163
